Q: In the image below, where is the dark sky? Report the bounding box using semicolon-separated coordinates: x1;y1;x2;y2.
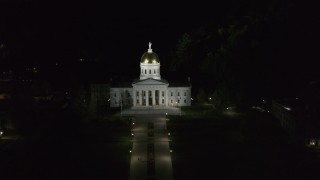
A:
0;1;216;61
0;0;318;79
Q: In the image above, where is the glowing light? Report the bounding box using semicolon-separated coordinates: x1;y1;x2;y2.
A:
170;150;172;153
165;113;168;115
152;59;157;63
144;59;148;63
168;133;170;136
107;98;110;101
209;97;212;100
132;122;135;125
284;106;291;111
131;133;134;136
129;150;132;153
0;131;3;135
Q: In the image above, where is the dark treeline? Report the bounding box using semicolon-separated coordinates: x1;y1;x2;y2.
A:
168;0;317;109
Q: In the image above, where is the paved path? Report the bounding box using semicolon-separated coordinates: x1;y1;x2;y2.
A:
123;107;183;116
129;114;173;180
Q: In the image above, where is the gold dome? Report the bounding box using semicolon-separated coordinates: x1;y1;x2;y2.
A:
141;52;160;63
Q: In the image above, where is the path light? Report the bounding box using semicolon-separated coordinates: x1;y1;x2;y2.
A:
0;131;3;136
130;150;132;153
131;133;134;136
166;113;168;115
168;133;170;136
170;150;172;153
132;122;135;125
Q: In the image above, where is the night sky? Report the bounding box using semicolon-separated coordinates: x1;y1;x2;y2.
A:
0;0;319;82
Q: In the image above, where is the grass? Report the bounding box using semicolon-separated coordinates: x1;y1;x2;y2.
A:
168;109;320;179
0;116;132;180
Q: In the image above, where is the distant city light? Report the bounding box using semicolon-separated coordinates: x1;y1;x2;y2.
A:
295;97;299;100
132;122;135;125
79;58;84;62
166;113;168;115
129;150;132;153
309;140;316;146
209;97;212;100
0;131;3;135
284;106;291;111
131;133;134;136
168;133;170;136
170;150;172;153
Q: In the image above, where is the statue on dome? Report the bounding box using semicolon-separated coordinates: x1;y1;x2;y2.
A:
149;42;152;49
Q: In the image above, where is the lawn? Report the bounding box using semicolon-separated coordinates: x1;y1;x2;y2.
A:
168;109;319;179
0;116;132;180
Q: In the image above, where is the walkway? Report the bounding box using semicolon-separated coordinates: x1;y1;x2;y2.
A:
123;106;184;116
129;113;173;180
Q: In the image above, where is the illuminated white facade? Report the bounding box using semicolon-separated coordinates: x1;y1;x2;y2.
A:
110;43;191;108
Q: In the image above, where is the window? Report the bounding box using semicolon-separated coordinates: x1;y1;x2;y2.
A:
184;99;186;103
178;99;180;103
149;69;151;74
137;99;139;104
136;91;139;96
154;69;156;74
114;93;117;97
162;99;164;103
162;91;164;96
171;100;173;103
178;92;180;96
184;92;186;96
171;92;173;96
145;70;147;74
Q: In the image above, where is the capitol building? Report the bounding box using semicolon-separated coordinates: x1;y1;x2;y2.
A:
108;43;191;108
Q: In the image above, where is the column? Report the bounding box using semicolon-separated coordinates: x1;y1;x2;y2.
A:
133;90;136;107
139;90;142;106
146;89;149;106
152;89;156;106
159;90;162;106
165;89;168;107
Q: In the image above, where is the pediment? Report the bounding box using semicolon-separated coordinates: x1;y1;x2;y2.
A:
133;78;168;85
